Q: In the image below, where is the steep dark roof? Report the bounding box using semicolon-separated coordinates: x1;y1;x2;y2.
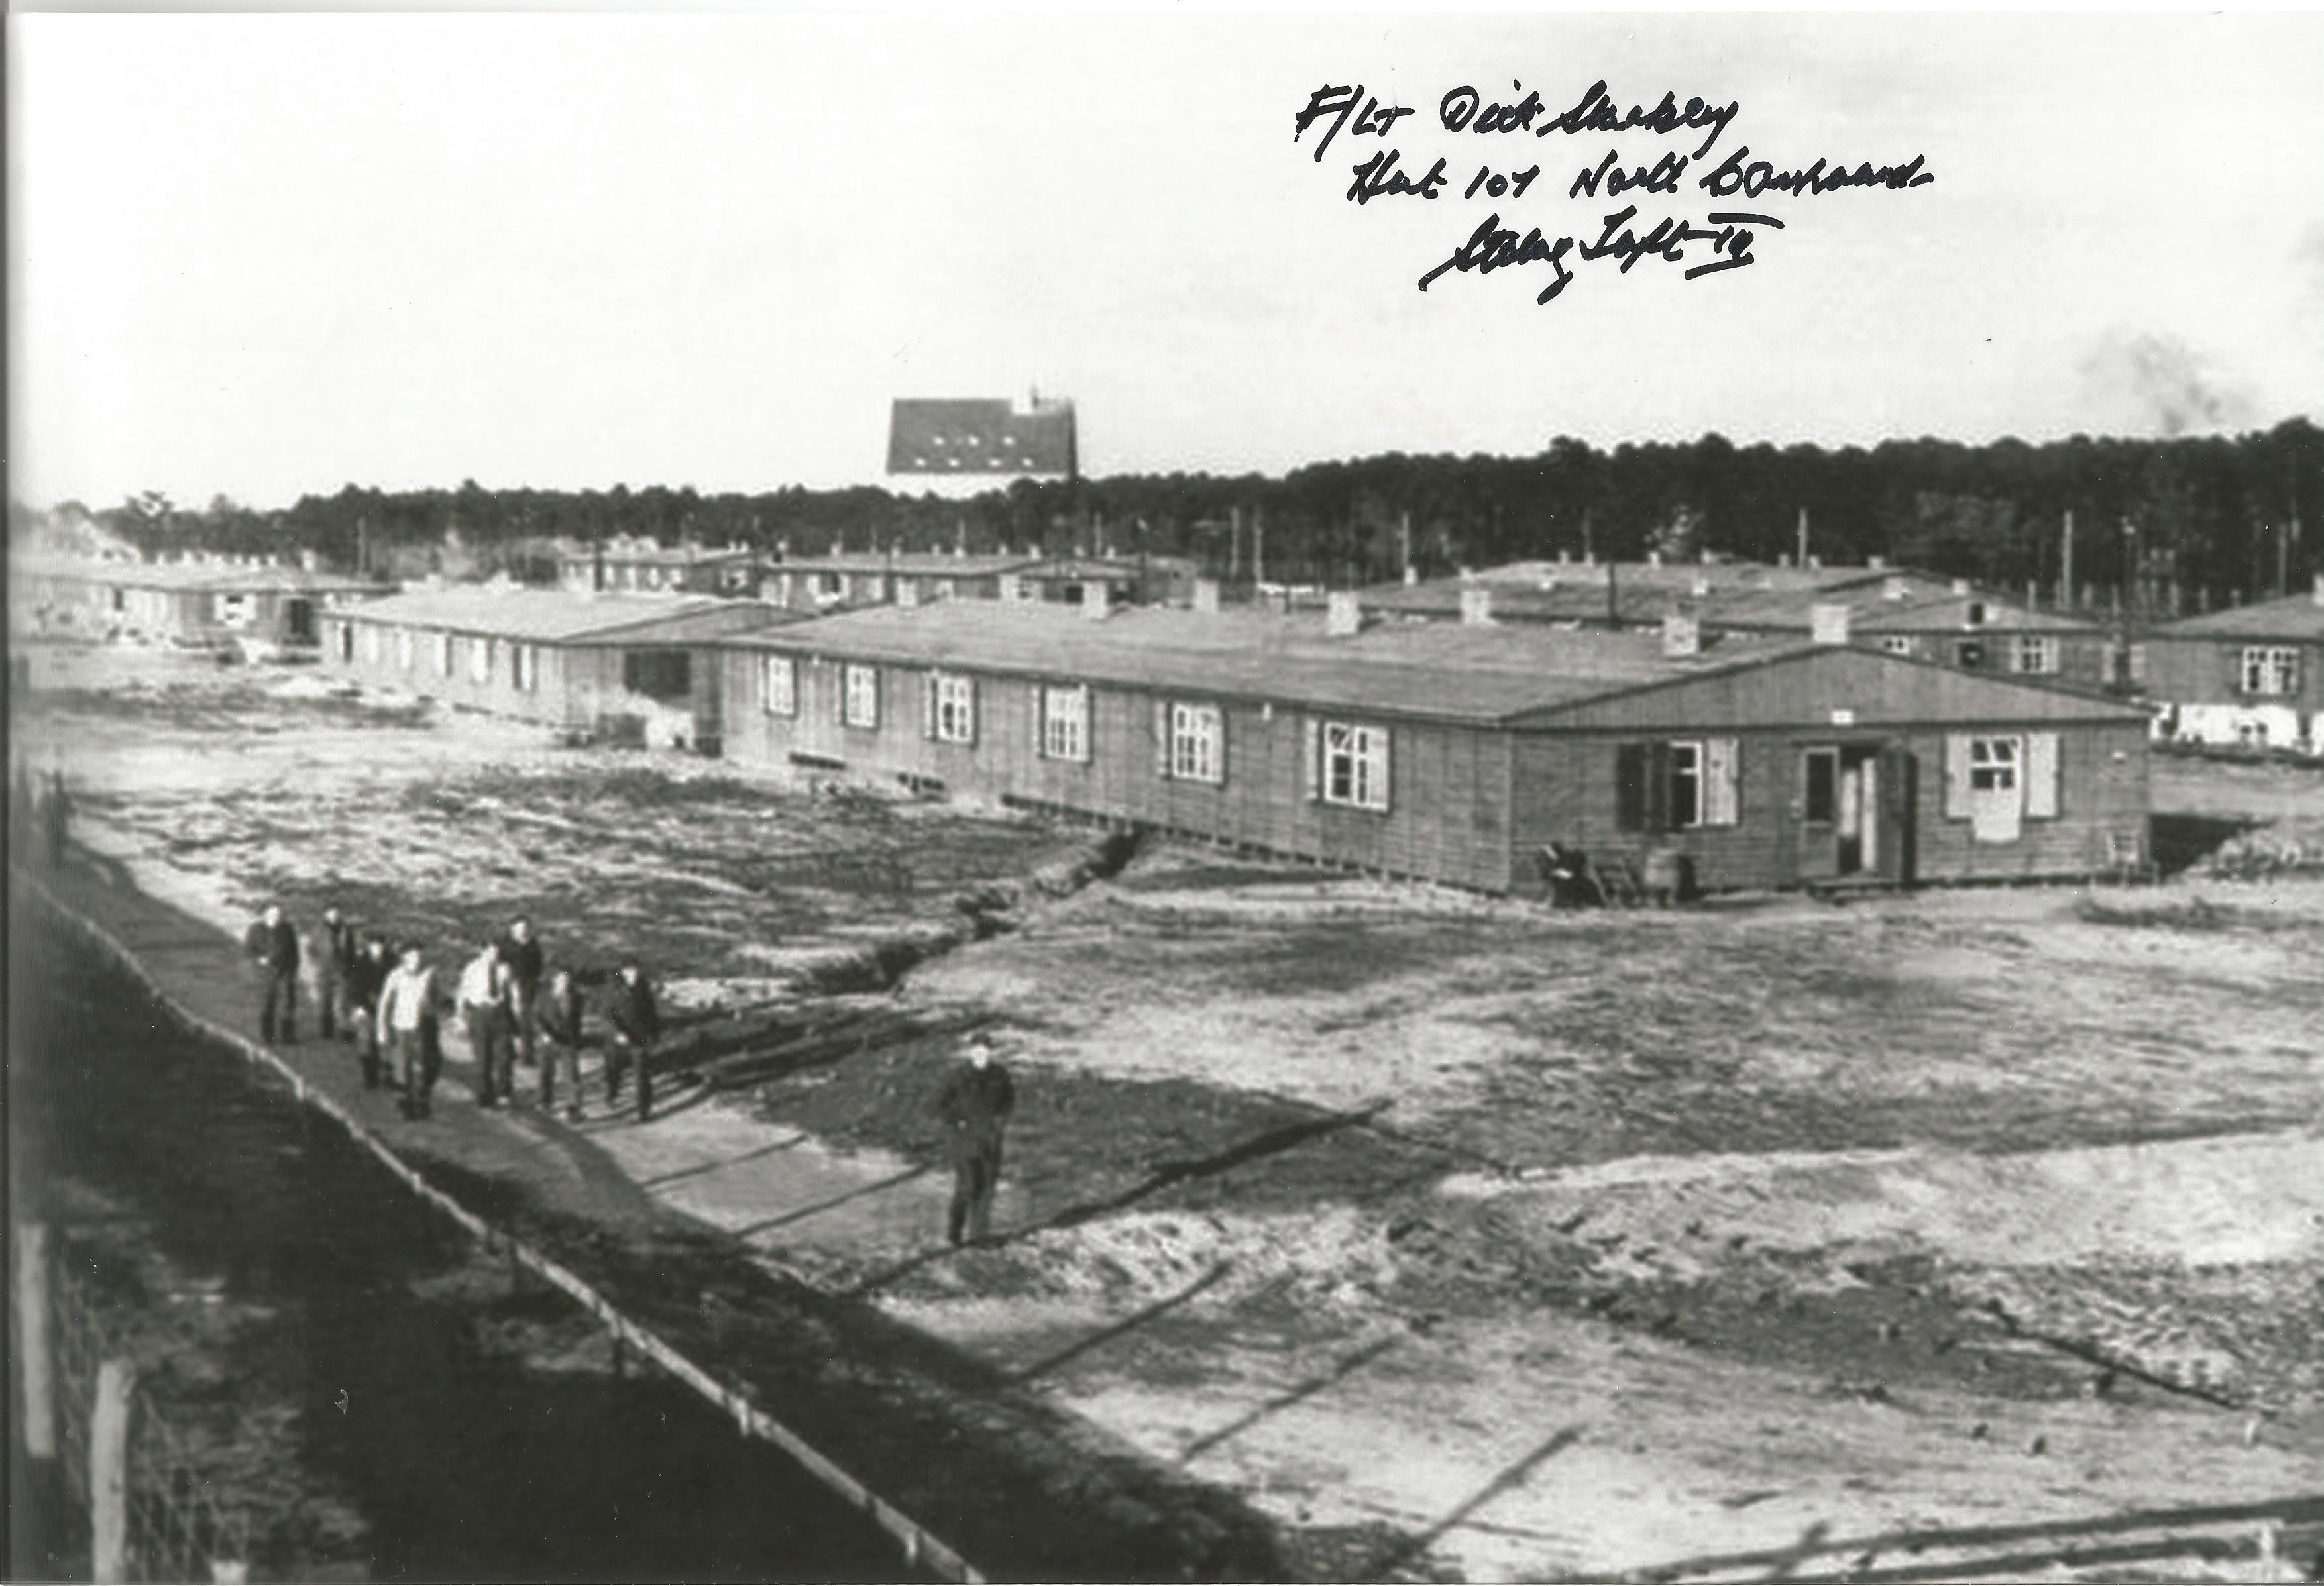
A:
887;398;1076;478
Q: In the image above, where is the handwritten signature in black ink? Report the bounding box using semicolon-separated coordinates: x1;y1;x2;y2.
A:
1417;205;1783;305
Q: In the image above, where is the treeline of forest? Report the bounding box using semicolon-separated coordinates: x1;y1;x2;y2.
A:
27;417;2323;607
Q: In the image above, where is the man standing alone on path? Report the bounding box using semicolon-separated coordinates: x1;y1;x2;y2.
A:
317;906;359;1041
244;902;302;1046
378;944;439;1119
501;917;545;1071
602;958;660;1122
937;1034;1016;1247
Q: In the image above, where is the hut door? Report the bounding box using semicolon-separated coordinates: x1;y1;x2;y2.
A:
286;599;315;641
1798;743;1885;880
1877;745;1916;884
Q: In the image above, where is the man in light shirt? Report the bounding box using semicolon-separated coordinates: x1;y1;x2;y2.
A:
378;944;440;1120
456;943;516;1108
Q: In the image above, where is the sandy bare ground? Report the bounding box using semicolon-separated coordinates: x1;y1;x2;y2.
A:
17;643;2323;1581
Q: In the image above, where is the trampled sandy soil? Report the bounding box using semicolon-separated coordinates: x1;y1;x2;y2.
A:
17;643;2323;1581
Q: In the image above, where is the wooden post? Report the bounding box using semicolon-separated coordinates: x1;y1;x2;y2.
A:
91;1358;138;1584
14;1222;56;1459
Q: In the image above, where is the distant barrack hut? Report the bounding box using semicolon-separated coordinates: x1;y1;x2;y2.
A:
1361;558;2119;691
2140;577;2324;752
714;598;2152;896
15;554;386;654
322;586;793;750
764;550;1046;613
555;537;763;598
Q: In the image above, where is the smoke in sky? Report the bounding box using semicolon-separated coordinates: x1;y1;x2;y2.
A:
2078;330;2254;439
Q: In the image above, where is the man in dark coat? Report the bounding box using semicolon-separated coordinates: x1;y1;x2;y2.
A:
345;934;394;1089
317;906;359;1041
602;959;660;1122
534;965;588;1121
936;1034;1016;1247
244;902;301;1045
501;917;545;1070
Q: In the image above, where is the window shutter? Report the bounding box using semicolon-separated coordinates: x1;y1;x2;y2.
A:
1944;733;1973;817
1704;737;1739;826
836;663;849;723
922;672;938;739
963;678;977;746
2127;644;2147;684
1302;717;1321;802
1155;699;1171;778
1646;742;1673;833
1078;688;1093;765
2231;647;2249;694
2025;731;2060;818
1372;729;1390;813
1615;743;1648;832
1034;686;1047;758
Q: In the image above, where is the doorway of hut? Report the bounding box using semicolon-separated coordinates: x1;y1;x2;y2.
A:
1796;741;1915;887
286;598;315;643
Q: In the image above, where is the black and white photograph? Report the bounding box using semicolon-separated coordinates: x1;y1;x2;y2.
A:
7;7;2323;1581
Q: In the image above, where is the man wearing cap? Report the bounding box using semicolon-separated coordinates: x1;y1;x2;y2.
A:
936;1034;1016;1247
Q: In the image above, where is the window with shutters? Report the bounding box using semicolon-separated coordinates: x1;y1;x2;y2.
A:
1040;685;1089;762
1969;735;2019;792
842;663;879;728
762;655;796;716
932;673;975;743
1168;702;1223;784
1321;721;1390;811
1669;741;1703;827
2012;636;2058;674
2241;646;2299;696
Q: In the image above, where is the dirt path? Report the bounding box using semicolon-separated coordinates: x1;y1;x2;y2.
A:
19;859;1295;1581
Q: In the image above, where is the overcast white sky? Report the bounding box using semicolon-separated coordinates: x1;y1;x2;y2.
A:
10;11;2323;510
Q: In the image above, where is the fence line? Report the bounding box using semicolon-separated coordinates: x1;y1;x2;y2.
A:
41;1232;253;1583
19;872;984;1585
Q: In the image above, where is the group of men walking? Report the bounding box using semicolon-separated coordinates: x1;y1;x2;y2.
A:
244;902;663;1124
244;900;1021;1248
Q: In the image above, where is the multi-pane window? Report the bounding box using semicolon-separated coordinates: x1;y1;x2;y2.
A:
1969;735;2019;792
2012;636;2058;675
469;636;493;683
214;593;251;628
2241;646;2299;696
1168;703;1223;784
933;674;975;743
762;655;796;716
1041;685;1089;762
1322;721;1390;810
842;663;879;728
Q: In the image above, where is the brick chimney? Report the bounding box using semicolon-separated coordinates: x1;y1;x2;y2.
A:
1662;611;1702;657
1327;591;1362;637
1810;603;1852;645
1459;586;1494;627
